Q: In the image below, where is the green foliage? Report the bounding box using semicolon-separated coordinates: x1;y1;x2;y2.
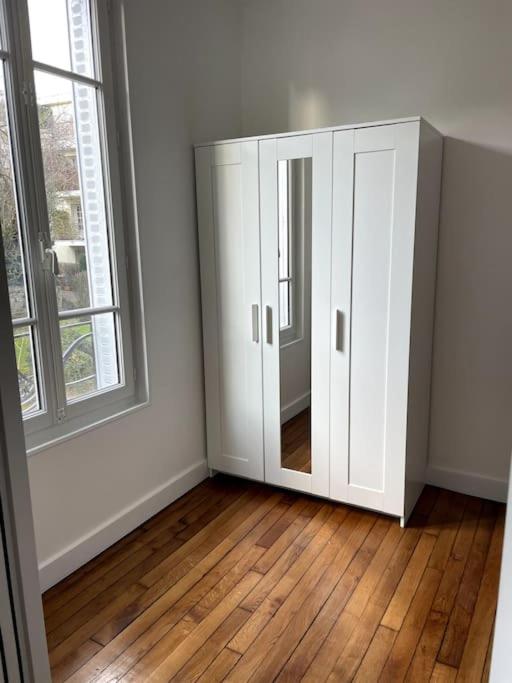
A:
51;209;73;239
14;332;32;377
61;321;95;384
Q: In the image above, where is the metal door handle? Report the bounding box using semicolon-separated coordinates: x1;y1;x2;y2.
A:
266;305;273;344
251;304;259;343
335;309;344;351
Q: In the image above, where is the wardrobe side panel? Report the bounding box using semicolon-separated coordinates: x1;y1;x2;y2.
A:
196;146;222;470
195;143;264;481
403;122;443;523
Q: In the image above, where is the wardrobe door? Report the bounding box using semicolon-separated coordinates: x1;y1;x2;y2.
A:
330;123;419;516
195;142;264;480
260;133;332;496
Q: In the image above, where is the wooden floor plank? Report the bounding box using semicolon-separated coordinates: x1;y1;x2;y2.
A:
438;501;497;668
251;498;320;574
66;490;281;681
405;498;483;682
50;639;103;683
405;609;449;682
132;571;262;681
197;648;240;682
227;507;351;660
379;566;443;682
276;517;391;682
119;550;263;680
431;662;458;682
305;526;421;682
43;480;503;683
170;607;250;681
353;625;397;683
250;515;381;683
45;544;155;643
381;532;437;631
225;510;364;681
239;503;333;615
456;509;504;681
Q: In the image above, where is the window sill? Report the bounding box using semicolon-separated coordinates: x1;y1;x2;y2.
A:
25;396;150;457
280;334;305;350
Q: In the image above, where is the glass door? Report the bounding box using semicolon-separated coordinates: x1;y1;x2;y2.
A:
260;133;332;496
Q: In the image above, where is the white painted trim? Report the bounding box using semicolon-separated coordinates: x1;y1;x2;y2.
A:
280;391;311;425
195;116;425;148
426;463;508;503
38;459;208;591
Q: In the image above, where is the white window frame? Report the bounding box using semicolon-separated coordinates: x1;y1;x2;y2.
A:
0;0;148;453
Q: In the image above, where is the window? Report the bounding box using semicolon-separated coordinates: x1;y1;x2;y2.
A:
278;160;293;332
278;159;307;346
0;0;143;450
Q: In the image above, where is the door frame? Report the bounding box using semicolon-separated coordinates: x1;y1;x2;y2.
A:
0;235;51;680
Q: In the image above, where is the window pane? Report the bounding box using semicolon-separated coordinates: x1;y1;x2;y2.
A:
279;281;290;329
278;160;290;280
35;71;114;312
60;313;119;402
0;69;29;319
14;326;40;415
28;0;95;78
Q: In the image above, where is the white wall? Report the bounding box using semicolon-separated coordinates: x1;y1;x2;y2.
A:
28;0;242;589
241;0;512;498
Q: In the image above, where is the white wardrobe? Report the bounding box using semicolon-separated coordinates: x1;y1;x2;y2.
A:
195;117;442;525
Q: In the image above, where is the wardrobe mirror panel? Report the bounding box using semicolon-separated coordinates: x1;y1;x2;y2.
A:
278;157;312;473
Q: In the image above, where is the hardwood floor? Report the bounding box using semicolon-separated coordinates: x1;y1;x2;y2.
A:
43;475;504;682
281;408;311;473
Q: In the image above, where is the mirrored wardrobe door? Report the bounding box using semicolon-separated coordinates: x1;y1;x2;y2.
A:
260;133;332;496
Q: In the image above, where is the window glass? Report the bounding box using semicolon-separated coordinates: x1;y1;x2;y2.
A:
279;281;291;329
35;71;114;313
60;312;119;402
13;326;40;414
278;160;291;330
0;69;41;416
0;71;29;320
27;0;95;78
278;162;290;281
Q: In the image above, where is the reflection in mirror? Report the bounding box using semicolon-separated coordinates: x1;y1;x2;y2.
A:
279;158;312;473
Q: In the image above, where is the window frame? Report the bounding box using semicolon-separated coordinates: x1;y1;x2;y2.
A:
278;159;304;348
0;0;145;452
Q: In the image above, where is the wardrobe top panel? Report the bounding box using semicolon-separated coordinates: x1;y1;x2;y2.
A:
194;116;441;149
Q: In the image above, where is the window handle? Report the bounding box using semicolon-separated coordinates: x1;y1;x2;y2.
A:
266;305;273;344
44;248;59;277
251;304;259;343
335;309;344;351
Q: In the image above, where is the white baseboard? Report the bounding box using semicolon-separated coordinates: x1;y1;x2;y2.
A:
426;464;508;503
281;392;311;425
38;459;209;592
